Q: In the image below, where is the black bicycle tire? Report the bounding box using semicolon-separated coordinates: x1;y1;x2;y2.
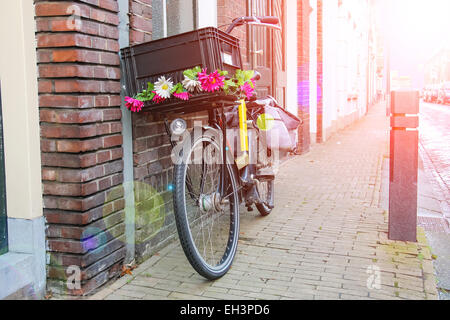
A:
255;179;274;216
173;129;240;280
255;138;274;216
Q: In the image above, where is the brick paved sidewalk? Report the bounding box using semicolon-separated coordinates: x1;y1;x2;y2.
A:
91;102;439;300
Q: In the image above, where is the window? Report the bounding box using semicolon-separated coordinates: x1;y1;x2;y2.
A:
0;84;7;256
153;0;197;39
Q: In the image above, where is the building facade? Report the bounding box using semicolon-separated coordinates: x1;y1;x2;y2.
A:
424;46;450;86
0;0;381;298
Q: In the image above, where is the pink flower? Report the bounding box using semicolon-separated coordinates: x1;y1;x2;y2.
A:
152;91;166;104
240;80;255;100
198;68;225;93
198;68;209;83
125;96;144;112
173;92;191;101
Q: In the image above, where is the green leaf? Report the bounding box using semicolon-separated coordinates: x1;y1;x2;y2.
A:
234;69;254;86
183;66;202;80
170;83;184;94
223;79;236;90
217;69;229;76
193;66;202;73
183;69;196;80
134;82;156;101
244;70;255;81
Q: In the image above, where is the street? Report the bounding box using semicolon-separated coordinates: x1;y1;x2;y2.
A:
419;101;450;224
418;101;450;299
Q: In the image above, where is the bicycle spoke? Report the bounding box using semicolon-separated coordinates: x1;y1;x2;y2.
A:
174;131;239;277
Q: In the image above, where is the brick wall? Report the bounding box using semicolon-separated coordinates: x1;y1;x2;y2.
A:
128;0;171;262
297;0;311;154
129;0;152;44
217;0;249;67
127;0;209;262
35;0;125;295
316;0;323;143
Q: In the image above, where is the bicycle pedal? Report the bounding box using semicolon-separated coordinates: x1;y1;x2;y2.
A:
254;171;275;181
256;167;275;177
235;153;249;170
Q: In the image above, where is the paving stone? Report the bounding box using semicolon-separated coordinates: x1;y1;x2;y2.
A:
114;289;146;299
90;103;437;301
168;292;212;300
124;284;171;297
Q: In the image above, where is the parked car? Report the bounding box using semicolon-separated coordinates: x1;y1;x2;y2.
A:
421;87;428;101
423;85;432;102
429;84;439;103
437;82;450;105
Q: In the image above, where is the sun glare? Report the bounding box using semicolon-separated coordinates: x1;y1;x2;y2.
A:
389;0;450;48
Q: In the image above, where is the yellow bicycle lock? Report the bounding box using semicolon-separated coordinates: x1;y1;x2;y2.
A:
235;99;250;170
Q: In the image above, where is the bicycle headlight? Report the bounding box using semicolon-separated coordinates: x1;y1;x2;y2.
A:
170;118;187;136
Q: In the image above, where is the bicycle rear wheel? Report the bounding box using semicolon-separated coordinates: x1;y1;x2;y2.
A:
255;147;274;216
173;129;240;280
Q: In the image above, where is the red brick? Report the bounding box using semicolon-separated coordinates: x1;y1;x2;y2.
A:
40;65;91;78
90;8;119;25
94;96;110;107
99;24;119;39
56;138;102;153
110;148;123;160
37;50;53;63
97;150;112;163
99;52;120;65
44;182;83;197
52;49;94;63
102;109;122;121
47;239;85;254
129;15;152;32
41;139;57;152
38;80;53;93
54;80;101;93
79;0;100;7
99;0;119;12
39;95;94;108
102;135;123;148
37;33;91;48
55;166;105;183
35;2;89;18
40;109;103;124
42;169;57;181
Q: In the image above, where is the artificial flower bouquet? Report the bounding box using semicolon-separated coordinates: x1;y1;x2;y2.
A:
124;66;256;113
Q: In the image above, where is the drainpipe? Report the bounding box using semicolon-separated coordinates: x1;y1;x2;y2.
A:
118;0;136;265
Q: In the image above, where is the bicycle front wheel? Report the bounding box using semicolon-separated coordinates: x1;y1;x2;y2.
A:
173;129;240;280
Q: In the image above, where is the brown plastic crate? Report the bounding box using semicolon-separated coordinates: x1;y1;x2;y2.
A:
121;27;243;113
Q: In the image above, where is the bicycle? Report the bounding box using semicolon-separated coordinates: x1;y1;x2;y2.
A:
169;16;295;280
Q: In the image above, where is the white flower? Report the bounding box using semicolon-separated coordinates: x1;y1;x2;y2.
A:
154;76;174;99
182;76;202;93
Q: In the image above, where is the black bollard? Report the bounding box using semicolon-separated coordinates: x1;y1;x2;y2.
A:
388;90;419;242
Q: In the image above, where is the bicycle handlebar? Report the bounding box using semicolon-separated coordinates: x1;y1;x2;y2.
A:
257;16;280;24
225;16;281;34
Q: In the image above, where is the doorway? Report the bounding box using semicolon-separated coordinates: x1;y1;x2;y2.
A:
247;0;287;107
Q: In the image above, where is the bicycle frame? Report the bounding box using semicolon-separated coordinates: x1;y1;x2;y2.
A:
169;15;281;279
165;15;282;207
203;99;264;207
